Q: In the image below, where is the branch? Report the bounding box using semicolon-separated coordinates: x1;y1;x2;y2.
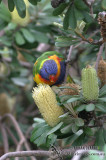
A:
95;44;104;72
71;149;105;160
1;114;37;160
0;124;9;154
64;45;73;82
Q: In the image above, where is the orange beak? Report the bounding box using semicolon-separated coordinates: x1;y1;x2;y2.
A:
49;75;57;83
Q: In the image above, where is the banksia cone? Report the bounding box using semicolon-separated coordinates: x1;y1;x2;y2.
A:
98;11;106;42
59;83;79;96
82;65;99;101
32;84;64;127
98;57;106;86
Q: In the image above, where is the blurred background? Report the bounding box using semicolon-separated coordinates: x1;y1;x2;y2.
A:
0;0;105;156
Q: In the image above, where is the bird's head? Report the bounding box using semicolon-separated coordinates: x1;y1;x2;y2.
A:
40;60;58;83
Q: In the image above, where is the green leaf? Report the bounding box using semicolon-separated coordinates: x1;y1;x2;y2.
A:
74;0;88;10
83;11;93;23
59;112;69;119
21;51;35;62
102;0;106;10
33;118;45;123
75;104;86;112
15;32;25;45
21;28;35;43
74;6;84;21
98;98;106;103
61;124;72;133
11;77;29;87
28;0;40;5
8;0;15;12
47;122;63;135
95;104;106;113
72;124;79;133
0;0;2;3
32;31;49;43
53;3;69;16
55;36;79;47
99;85;106;97
95;128;105;147
75;118;84;126
0;3;11;22
63;5;71;30
69;6;77;29
13;0;26;18
67;97;80;103
84;127;93;136
47;134;57;147
31;125;49;142
85;103;95;112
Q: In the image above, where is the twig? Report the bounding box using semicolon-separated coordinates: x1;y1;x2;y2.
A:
0;124;9;154
1;114;37;160
95;44;104;72
5;126;18;146
64;45;73;82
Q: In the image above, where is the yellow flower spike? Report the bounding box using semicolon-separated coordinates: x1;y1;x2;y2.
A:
32;84;64;127
11;0;30;26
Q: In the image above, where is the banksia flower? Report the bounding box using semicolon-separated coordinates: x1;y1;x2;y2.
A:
32;84;64;127
98;57;106;86
82;65;99;101
98;11;106;42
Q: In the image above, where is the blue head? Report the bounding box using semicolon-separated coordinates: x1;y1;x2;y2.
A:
40;60;58;81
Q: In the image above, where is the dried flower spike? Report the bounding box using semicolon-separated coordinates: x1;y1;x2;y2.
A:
32;84;64;127
98;11;106;42
98;57;106;86
82;65;99;101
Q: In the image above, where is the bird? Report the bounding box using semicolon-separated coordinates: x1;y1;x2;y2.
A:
33;51;66;86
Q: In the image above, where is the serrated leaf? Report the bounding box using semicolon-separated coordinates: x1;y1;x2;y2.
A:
47;122;63;135
31;125;49;142
99;85;106;97
98;98;106;103
53;3;69;16
75;118;84;126
67;97;80;103
15;32;25;45
95;104;106;113
102;0;106;10
85;103;95;112
13;0;26;18
8;0;15;12
55;36;79;47
21;28;35;43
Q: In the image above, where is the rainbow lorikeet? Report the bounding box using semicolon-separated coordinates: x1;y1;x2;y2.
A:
33;51;66;86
